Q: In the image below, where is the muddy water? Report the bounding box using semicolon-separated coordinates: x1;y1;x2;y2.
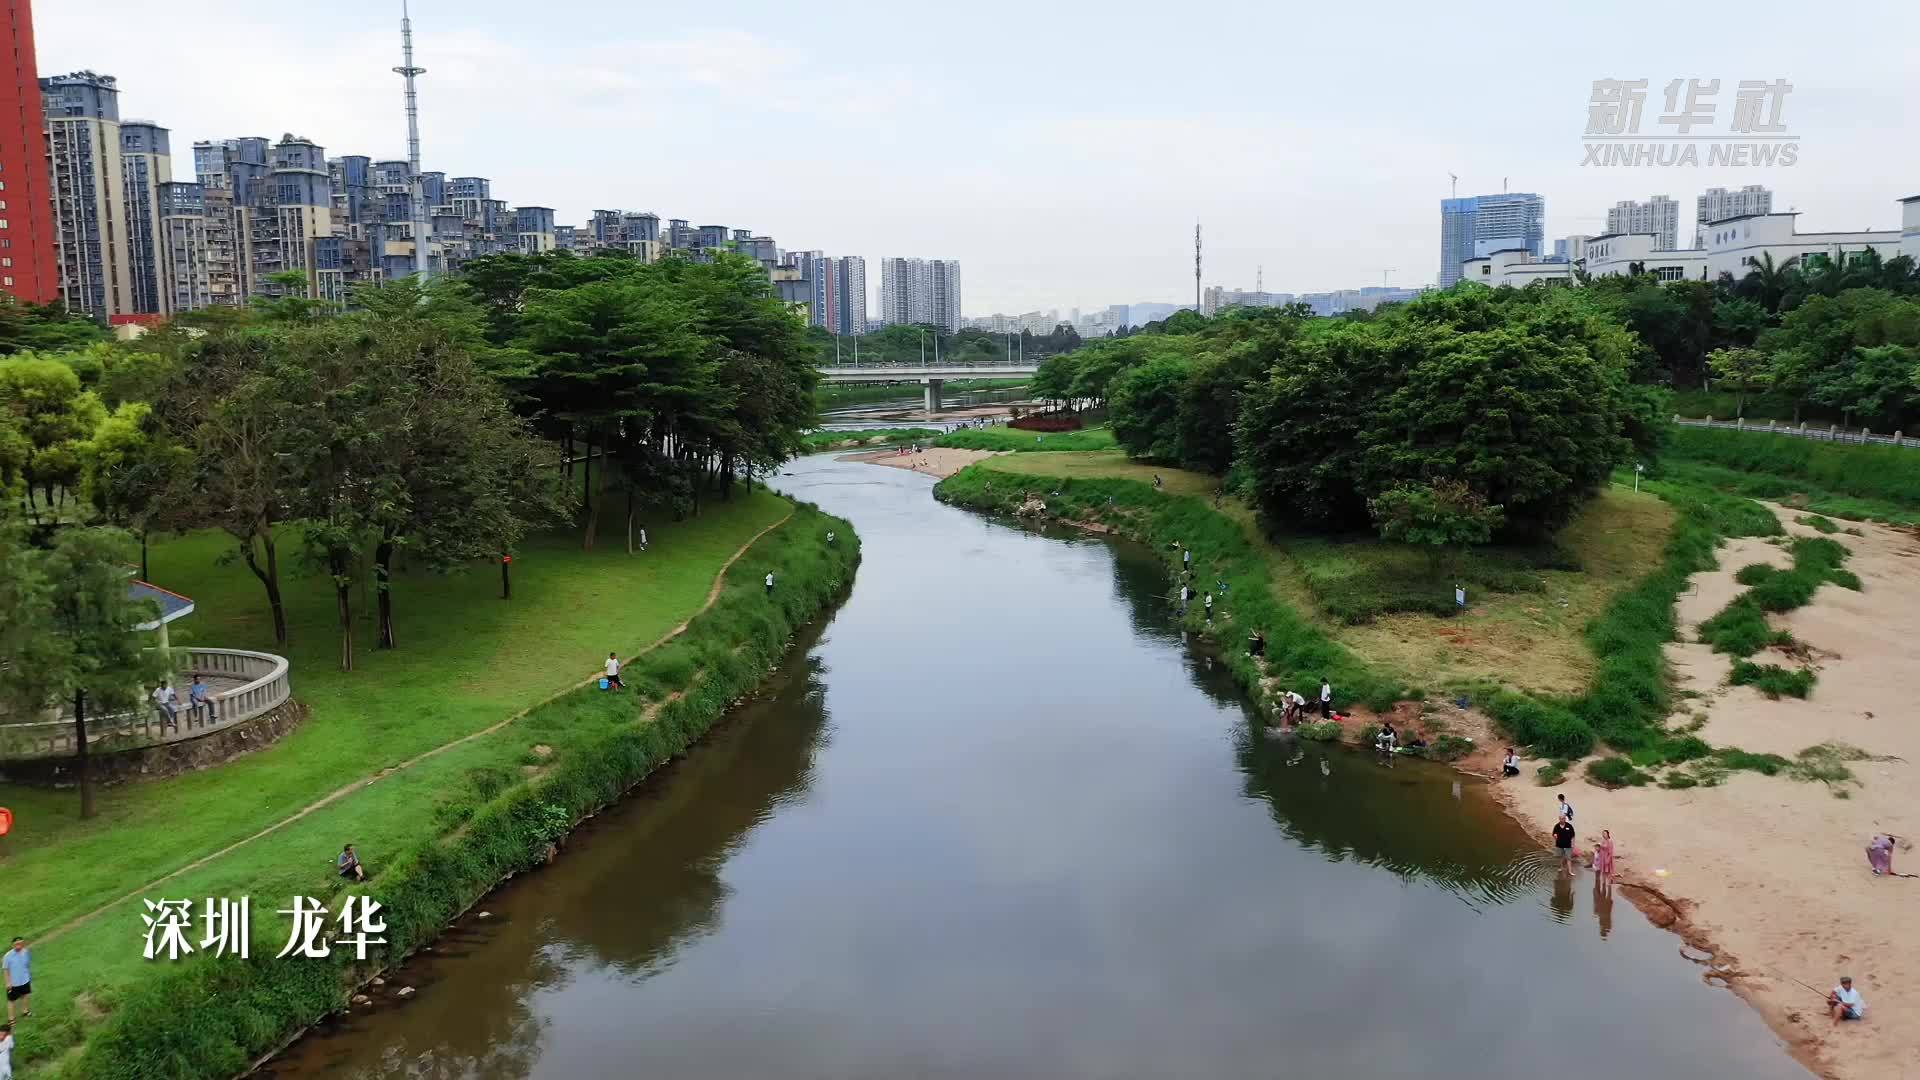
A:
265;454;1806;1079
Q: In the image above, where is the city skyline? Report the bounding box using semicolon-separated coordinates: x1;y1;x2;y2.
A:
30;0;1920;314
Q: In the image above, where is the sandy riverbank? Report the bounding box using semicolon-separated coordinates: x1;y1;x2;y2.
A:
1485;505;1920;1079
839;446;1002;479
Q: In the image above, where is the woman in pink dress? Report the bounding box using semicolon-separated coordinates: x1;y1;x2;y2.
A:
1866;834;1895;876
1592;829;1617;885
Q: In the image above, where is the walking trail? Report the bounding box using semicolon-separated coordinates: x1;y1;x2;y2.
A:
42;508;796;944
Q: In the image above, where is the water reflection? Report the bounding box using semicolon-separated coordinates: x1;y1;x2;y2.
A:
269;454;1805;1080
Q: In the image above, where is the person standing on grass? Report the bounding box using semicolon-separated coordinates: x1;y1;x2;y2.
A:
1319;678;1332;720
1552;817;1576;868
826;531;836;546
604;652;624;691
1;1020;13;1079
1829;976;1866;1024
3;938;30;1022
1203;592;1214;623
639;528;648;552
765;572;776;595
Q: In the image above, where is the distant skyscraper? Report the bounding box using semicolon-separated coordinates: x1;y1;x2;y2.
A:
802;253;866;337
42;71;133;319
878;256;962;332
1695;185;1773;246
1439;192;1546;287
1;0;57;304
119;121;173;315
1605;195;1679;251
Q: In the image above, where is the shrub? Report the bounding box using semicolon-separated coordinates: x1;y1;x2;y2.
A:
1430;734;1476;761
1697;597;1781;656
1587;756;1650;787
1295;721;1342;741
1713;747;1790;775
1661;772;1700;789
1729;660;1816;699
1535;759;1570;785
1797;514;1839;534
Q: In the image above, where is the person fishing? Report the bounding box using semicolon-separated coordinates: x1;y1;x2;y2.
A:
1828;976;1867;1024
1502;748;1521;778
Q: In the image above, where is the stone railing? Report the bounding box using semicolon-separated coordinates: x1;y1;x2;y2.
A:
0;648;292;761
1675;415;1916;448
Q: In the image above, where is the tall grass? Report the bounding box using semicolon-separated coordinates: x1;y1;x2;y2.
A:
68;505;859;1080
934;466;1406;712
1668;428;1920;510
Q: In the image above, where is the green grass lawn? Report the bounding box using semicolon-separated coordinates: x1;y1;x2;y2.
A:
935;426;1118;452
0;489;790;944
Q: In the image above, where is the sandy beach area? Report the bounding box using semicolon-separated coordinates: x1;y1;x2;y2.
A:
1484;505;1920;1079
839;446;1001;480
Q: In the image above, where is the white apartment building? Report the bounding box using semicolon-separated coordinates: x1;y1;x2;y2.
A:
1463;194;1920;288
1695;185;1773;246
878;256;963;332
1605;195;1679;251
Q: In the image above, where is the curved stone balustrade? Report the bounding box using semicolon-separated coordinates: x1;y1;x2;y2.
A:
0;648;292;761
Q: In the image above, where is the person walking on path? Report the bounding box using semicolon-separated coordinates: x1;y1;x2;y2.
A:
1319;679;1332;720
604;652;624;691
1552;818;1577;869
1829;976;1867;1024
765;571;776;595
1557;793;1575;825
638;528;648;552
1867;834;1896;876
3;938;30;1022
1592;829;1617;886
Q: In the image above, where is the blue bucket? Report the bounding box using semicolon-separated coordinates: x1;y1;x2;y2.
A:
598;678;610;690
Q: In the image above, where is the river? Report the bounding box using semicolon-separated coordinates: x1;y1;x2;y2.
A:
264;453;1806;1079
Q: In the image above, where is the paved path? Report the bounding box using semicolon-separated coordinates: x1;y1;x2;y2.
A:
42;508;797;943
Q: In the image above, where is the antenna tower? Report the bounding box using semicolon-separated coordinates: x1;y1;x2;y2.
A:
394;1;431;280
1194;224;1202;311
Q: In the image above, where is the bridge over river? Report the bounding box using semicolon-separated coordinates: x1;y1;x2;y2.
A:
815;360;1038;412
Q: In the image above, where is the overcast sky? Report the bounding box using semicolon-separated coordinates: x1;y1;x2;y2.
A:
36;0;1920;315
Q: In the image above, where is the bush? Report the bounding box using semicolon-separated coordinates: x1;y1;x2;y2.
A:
1729;660;1816;699
1535;759;1570;785
1429;734;1476;761
1661;771;1700;789
1295;721;1342;741
1797;514;1839;534
1587;757;1651;787
1697;597;1784;656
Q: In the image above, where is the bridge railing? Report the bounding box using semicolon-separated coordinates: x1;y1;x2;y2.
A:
1673;416;1916;448
815;361;1037;372
0;647;293;761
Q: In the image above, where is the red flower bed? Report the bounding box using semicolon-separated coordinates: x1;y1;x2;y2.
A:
1009;413;1084;432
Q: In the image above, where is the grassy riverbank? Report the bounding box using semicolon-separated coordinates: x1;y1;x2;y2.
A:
801;427;941;452
1664;427;1920;524
935;453;1806;773
6;496;856;1078
934;426;1118;452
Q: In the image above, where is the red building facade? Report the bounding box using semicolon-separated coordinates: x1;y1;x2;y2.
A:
0;0;57;305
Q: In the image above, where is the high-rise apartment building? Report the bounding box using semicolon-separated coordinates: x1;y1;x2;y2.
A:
158;180;210;313
878;256;962;332
119;121;173;315
1;0;58;304
800;252;867;337
514;205;555;254
1605;195;1679;251
41;71;132;319
1439;192;1546;287
1695;185;1773;246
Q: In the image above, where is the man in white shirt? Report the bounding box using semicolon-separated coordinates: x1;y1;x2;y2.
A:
765;572;775;595
1;1020;14;1080
152;682;178;726
1829;975;1866;1023
1319;679;1332;719
604;652;623;691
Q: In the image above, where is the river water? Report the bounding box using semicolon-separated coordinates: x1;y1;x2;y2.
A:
266;454;1805;1079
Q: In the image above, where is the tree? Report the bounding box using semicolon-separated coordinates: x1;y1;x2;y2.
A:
0;295;107;355
252;269;325;323
80;402;193;580
0;353;107;525
0;524;171;818
1812;344;1920;429
1705;347;1773;418
1108;355;1190;462
1711;297;1769;350
164;332;298;645
1368;480;1506;577
1238;289;1638;537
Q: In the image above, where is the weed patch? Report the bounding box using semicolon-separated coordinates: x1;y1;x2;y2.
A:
1729;661;1816;699
1587;757;1652;787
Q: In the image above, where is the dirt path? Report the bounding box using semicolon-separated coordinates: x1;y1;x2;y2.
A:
41;508;796;944
1493;505;1920;1079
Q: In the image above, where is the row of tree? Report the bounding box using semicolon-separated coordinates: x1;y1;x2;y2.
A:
2;250;824;675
